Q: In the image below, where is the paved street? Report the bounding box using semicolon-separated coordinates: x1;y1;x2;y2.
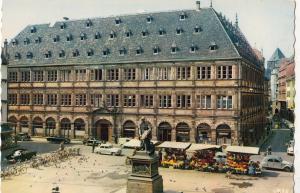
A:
1;136;294;193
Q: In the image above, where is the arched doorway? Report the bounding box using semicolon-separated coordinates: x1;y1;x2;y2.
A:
157;122;172;141
32;117;43;136
94;119;112;142
61;118;71;138
74;118;85;139
122;120;136;138
196;123;211;144
20;116;29;133
216;124;231;145
8;116;17;130
176;122;190;142
46;117;56;136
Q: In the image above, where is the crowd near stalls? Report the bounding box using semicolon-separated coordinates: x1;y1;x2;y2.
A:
187;144;224;172
225;146;261;175
157;142;191;169
156;141;261;176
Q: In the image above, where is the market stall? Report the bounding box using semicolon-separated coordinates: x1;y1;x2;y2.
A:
157;141;191;169
186;144;223;172
225;146;261;175
122;139;159;149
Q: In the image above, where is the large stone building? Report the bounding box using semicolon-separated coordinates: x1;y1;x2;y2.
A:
6;3;265;145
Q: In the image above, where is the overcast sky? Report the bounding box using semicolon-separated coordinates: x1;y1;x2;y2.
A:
1;0;295;63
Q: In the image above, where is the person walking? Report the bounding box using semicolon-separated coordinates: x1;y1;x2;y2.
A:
267;145;272;155
92;140;96;153
60;141;65;151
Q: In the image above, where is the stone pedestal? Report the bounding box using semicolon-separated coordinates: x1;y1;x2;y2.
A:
127;151;163;193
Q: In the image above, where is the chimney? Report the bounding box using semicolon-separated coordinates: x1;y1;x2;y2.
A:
196;1;201;11
4;38;8;58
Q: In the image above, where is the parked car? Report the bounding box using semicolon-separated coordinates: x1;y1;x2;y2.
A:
287;140;294;156
94;143;122;156
82;138;101;146
118;137;131;146
15;132;31;141
46;136;70;144
261;155;293;172
6;148;37;164
213;152;227;164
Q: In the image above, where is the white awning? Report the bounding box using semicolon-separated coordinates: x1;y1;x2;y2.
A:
186;144;221;153
225;146;260;155
122;139;159;148
157;141;191;150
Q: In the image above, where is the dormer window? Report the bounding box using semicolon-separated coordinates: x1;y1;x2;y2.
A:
86;19;92;27
35;37;41;44
30;26;36;33
179;12;187;20
94;32;101;39
72;49;80;57
24;38;30;45
26;52;33;59
45;51;52;58
102;48;109;57
125;30;132;38
146;16;153;23
109;31;116;39
209;42;218;51
12;39;18;46
60;23;66;29
87;49;94;56
153;46;160;55
171;43;178;54
115;18;121;25
80;33;87;40
14;53;21;60
142;30;148;37
176;28;183;35
190;44;198;53
53;35;60;42
66;34;73;41
136;46;143;55
59;50;65;58
194;25;202;33
119;48;126;56
158;28;166;36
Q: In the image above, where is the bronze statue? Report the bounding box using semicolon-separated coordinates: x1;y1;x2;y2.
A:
139;117;155;155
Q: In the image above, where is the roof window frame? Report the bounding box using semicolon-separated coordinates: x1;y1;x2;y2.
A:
86;19;92;28
58;50;65;58
194;25;202;33
14;52;21;60
119;47;127;56
80;33;87;41
24;38;30;45
109;31;116;39
72;49;80;57
87;49;94;57
153;46;160;55
146;16;153;23
190;44;198;53
136;46;143;55
102;48;109;57
179;12;187;21
60;23;66;29
35;37;41;44
30;26;37;33
95;32;101;39
12;39;18;46
66;34;73;42
158;28;166;36
44;51;52;59
53;35;60;43
176;28;183;35
26;52;33;59
209;42;218;51
115;18;122;25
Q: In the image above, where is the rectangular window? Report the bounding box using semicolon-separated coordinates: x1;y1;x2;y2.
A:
61;94;72;106
158;67;169;80
60;70;71;81
196;95;211;109
176;95;191;108
8;94;18;105
106;69;119;81
197;66;211;80
8;72;18;82
106;94;119;107
21;71;30;82
47;70;57;82
140;95;154;108
75;94;87;106
33;71;43;82
75;69;86;81
143;68;150;80
217;66;232;79
33;94;43;105
123;95;136;107
159;95;172;108
90;94;103;107
124;69;136;80
20;94;30;105
47;94;57;106
177;67;191;80
90;69;103;81
217;95;233;109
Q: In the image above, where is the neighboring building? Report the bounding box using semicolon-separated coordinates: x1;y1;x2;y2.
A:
6;3;265;145
267;48;285;114
1;40;8;123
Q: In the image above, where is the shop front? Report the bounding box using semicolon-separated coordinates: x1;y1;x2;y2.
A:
157;122;172;141
196;123;211;144
176;122;190;142
122;120;136;138
216;124;231;145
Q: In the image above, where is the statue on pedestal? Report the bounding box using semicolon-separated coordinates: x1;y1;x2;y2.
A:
139;117;155;155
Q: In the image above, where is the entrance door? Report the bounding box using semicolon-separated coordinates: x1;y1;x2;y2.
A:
101;126;109;141
94;120;112;142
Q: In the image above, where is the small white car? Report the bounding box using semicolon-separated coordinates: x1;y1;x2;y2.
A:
213;152;227;164
287;140;294;156
94;143;122;156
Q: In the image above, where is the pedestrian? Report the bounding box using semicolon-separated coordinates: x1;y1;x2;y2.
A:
267;145;272;155
60;141;65;151
92;140;96;153
158;150;162;166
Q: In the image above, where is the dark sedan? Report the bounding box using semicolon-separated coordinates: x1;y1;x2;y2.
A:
6;148;37;164
46;136;71;144
15;132;31;141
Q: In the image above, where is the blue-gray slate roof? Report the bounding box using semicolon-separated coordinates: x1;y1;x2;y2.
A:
7;8;262;67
